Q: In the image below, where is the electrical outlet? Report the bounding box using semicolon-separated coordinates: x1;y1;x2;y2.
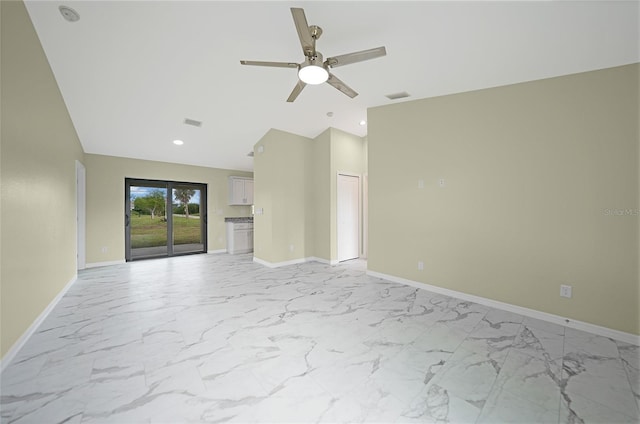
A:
101;246;108;253
438;178;445;188
418;261;424;271
560;284;572;298
289;244;294;252
418;179;424;189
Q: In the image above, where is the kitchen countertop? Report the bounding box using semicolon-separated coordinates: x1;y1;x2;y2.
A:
225;217;253;223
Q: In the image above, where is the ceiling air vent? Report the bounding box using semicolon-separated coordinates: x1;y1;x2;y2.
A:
385;91;410;100
184;118;202;127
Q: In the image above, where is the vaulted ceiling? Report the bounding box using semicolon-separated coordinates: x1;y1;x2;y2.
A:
25;1;639;171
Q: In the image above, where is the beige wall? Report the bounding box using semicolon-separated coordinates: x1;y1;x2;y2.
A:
1;1;85;358
84;154;252;264
253;129;312;263
329;128;367;260
368;64;640;335
311;128;367;262
311;129;331;261
253;127;366;264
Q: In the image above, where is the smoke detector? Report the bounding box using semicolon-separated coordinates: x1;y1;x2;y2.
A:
59;6;80;22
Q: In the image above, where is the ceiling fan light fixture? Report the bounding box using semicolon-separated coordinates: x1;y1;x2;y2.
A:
298;63;328;85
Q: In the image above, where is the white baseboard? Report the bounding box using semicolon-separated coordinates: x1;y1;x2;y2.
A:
85;260;125;268
367;270;640;346
0;275;78;373
207;249;227;254
308;256;329;265
253;256;344;268
253;256;343;268
253;256;311;268
307;257;340;266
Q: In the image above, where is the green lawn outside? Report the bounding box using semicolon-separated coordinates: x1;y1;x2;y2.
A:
131;214;202;248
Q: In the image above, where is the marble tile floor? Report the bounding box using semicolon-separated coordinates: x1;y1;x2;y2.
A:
1;253;638;424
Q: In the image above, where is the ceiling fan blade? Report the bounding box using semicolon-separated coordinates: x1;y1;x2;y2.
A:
326;73;358;98
240;60;299;69
325;46;387;68
287;80;307;102
291;8;315;56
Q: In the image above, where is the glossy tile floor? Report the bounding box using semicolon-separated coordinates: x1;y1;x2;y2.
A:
1;254;638;423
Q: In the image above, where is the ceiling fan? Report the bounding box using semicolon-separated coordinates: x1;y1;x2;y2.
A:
240;7;387;102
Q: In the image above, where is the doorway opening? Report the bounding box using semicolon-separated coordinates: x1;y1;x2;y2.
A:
337;173;361;262
125;178;207;261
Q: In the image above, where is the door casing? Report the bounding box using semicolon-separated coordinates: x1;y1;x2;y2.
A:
337;173;361;262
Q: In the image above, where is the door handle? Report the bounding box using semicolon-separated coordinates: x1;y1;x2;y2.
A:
125;214;130;227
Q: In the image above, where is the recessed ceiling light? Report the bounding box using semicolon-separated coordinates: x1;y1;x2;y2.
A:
359;120;366;126
173;140;184;146
59;5;80;22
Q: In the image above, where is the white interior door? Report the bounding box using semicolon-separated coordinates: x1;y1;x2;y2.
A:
337;174;360;262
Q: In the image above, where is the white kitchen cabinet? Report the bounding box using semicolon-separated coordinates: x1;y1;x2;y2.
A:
228;177;254;205
226;222;254;254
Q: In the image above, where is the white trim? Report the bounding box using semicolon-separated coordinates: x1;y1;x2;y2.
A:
309;256;330;265
307;256;340;266
337;172;362;263
1;275;78;373
207;249;227;254
253;257;311;268
85;260;126;269
253;256;340;268
367;270;640;346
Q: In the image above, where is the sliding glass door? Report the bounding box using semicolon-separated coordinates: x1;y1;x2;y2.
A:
127;181;168;259
172;184;205;255
125;178;207;261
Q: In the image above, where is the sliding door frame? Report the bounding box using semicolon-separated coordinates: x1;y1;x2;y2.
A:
125;178;208;261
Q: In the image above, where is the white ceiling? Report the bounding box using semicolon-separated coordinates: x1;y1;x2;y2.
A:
25;1;639;172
